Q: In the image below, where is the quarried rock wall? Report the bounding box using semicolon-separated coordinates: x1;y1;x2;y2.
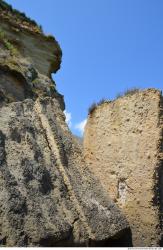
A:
0;97;130;246
84;89;163;246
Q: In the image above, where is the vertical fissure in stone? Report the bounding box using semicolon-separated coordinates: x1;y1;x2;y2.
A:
152;94;163;246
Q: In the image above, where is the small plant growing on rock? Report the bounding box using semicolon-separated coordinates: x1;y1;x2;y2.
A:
116;92;122;99
46;34;55;42
124;88;140;96
88;102;97;115
0;28;18;56
0;28;5;40
0;0;43;33
88;98;109;115
97;98;107;106
116;88;140;99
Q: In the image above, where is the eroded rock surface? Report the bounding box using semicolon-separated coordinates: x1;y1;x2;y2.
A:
0;0;130;246
84;89;163;246
0;97;131;247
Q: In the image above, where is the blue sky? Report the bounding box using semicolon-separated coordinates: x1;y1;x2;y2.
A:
6;0;163;136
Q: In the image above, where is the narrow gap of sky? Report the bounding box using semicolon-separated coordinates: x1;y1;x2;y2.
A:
6;0;163;136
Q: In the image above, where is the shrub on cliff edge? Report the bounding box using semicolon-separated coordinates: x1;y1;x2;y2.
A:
116;88;140;99
88;102;97;115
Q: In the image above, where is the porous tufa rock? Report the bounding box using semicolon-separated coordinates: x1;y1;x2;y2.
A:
84;88;163;246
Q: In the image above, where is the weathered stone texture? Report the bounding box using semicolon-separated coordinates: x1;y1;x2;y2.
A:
0;18;62;76
0;1;131;246
0;9;64;109
84;89;163;246
0;97;130;246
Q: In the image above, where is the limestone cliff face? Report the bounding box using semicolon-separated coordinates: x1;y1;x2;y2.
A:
84;89;163;247
0;0;61;76
0;1;130;247
0;0;63;108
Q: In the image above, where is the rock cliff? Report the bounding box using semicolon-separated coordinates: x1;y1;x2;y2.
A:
84;89;163;246
0;0;130;247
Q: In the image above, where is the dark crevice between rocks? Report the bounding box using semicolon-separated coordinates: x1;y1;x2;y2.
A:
39;233;74;247
0;236;6;246
38;227;133;247
152;94;163;246
0;65;33;104
89;227;133;247
153;159;163;247
10;127;21;143
159;95;163;246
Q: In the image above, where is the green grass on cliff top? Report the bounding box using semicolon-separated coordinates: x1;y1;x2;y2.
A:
0;0;42;32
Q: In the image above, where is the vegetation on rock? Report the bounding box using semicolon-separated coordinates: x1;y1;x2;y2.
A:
88;98;108;114
116;88;140;99
0;28;18;56
0;0;43;33
88;88;141;115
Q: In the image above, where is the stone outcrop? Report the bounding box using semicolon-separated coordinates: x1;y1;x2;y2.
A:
0;0;62;107
0;0;61;76
0;0;131;247
84;89;163;246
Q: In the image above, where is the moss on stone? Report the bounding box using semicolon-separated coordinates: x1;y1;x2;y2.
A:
0;28;18;56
